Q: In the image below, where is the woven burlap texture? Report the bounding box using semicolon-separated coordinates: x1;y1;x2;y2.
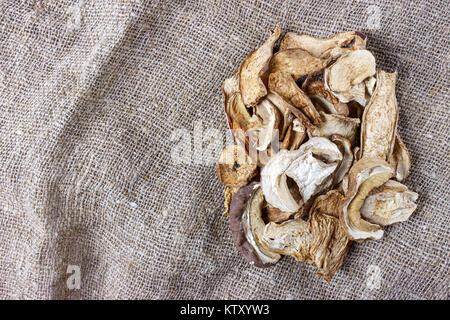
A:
0;0;448;299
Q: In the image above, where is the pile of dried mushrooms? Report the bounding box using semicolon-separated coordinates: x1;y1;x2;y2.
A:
216;27;418;283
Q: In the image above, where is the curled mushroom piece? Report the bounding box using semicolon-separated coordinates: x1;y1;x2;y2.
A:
308;190;351;283
360;70;398;160
240;26;281;106
310;112;360;146
340;158;395;241
331;135;354;185
360;180;418;226
267;92;293;138
269;49;329;81
216;144;257;187
268;71;321;124
261;137;342;213
388;131;411;181
229;182;281;267
280;31;366;59
262;219;312;262
305;80;349;116
263;204;293;223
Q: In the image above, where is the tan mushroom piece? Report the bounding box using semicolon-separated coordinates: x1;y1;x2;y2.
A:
222;72;240;129
269;49;329;80
262;219;312;262
240;26;281;106
226;92;262;131
305;80;349;116
268;71;321;124
263;204;293;223
216;144;257;187
308;190;351;283
331;135;354;185
388;131;411;181
223;186;239;216
340;158;395;240
267;92;293;138
261;137;342;213
360;180;418;226
310;111;360;146
360;70;399;160
247;99;280;151
279;31;366;59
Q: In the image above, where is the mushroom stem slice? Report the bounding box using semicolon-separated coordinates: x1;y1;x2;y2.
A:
340;158;395;241
240;26;281;106
280;31;366;59
268;71;321;124
262;219;312;262
360;180;418;226
360;70;399;160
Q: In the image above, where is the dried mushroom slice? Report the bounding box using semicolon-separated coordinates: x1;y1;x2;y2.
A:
388;131;411;181
360;180;418;226
268;71;321;124
222;72;240;129
360;70;398;160
280;31;366;59
310;190;345;218
331;135;354;185
267;92;293;138
261;137;342;213
262;219;312;262
216;144;257;187
226;92;262;131
340;158;394;240
247;99;280;151
310;112;360;146
269;49;329;80
263;204;293;223
223;186;239;216
324;50;376;93
229;182;280;267
240;26;281;106
305;80;349;116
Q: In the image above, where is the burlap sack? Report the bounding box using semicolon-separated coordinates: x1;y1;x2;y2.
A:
0;0;448;299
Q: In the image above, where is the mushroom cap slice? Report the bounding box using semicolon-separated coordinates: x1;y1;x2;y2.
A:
388;131;411;181
360;180;418;226
263;204;293;223
324;50;376;93
261;137;342;213
240;26;281;106
262;219;312;262
216;144;257;187
331;135;354;185
360;70;399;160
227;92;262;131
267;92;293;138
268;71;321;124
269;49;329;80
340;158;395;240
305;80;349;116
229;182;280;267
247;99;280;151
280;31;366;59
310;111;360;146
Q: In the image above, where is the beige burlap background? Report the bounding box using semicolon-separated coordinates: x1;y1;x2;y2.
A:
0;0;448;299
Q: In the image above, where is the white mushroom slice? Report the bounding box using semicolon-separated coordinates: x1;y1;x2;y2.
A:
324;50;376;93
310;112;360;146
262;219;311;262
280;31;366;59
340;158;394;240
269;49;329;80
267;92;293;138
388;131;411;182
247;99;280;151
240;26;281;106
360;70;398;160
331;135;353;185
365;76;376;96
262;137;342;213
327;81;369;106
360;180;418;226
268;71;321;124
290;119;306;150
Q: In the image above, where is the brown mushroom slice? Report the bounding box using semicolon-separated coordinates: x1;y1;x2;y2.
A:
266;92;293;138
216;144;257;187
229;182;280;267
262;219;312;262
269;49;329;80
328;81;369;106
360;70;398;160
249;99;280;151
280;31;366;59
305;80;349;116
360;180;418;226
289;119;306;150
310;112;360;146
388;131;411;181
263;204;293;223
324;50;376;93
268;71;321;124
222;71;240;128
227;92;262;131
261;137;342;213
240;26;281;106
223;186;239;216
331;135;354;185
340;158;395;240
